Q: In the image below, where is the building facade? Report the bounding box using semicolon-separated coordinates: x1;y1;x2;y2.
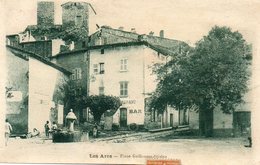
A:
51;50;90;122
6;45;70;134
88;42;175;129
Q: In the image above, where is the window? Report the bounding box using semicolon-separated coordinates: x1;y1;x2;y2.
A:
120;81;128;97
76;68;82;79
75;15;83;26
99;87;104;95
93;64;98;74
71;68;82;80
99;63;105;74
70;69;76;80
120;59;128;71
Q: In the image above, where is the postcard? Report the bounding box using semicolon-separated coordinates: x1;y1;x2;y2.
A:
0;0;260;164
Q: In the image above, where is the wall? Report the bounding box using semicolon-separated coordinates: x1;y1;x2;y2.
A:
28;57;67;133
88;28;138;46
52;51;89;121
37;1;54;26
6;48;29;134
62;2;89;34
89;45;146;125
188;106;233;136
6;35;20;47
20;41;52;58
89;44;166;126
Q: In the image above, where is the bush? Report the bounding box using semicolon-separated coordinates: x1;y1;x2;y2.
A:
112;123;119;131
128;123;138;131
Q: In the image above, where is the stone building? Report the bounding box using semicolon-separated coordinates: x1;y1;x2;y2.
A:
88;26;190;56
6;45;71;134
51;49;89;122
37;1;55;27
61;2;90;49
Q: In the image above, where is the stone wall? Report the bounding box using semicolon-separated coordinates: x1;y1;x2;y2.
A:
52;51;90;122
6;48;29;134
37;1;54;26
20;40;52;58
62;2;89;33
28;57;68;133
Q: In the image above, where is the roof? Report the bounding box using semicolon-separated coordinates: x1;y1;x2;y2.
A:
88;26;190;55
99;26;188;46
51;41;174;59
6;45;71;75
6;34;19;37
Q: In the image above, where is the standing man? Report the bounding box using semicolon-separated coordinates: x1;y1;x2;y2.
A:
5;119;12;146
44;121;50;138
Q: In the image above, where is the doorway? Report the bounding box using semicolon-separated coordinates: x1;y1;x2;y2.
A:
120;108;127;127
170;114;173;127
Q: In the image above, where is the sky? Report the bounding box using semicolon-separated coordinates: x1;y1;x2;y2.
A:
3;0;260;45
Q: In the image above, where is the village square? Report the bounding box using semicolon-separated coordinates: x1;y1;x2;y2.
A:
2;0;258;164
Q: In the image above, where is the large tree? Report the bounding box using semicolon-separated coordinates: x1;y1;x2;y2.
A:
83;95;122;124
150;26;252;136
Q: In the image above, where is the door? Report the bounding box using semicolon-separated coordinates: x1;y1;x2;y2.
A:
120;108;127;127
170;114;173;127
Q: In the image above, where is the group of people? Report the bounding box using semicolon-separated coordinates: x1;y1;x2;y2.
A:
44;121;58;138
4;119;59;146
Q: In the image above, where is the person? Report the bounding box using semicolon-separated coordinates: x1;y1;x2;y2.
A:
93;124;98;138
44;121;50;138
5;119;12;146
245;124;252;147
52;121;58;131
27;128;40;138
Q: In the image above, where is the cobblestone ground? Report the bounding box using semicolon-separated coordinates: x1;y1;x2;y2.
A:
0;134;255;165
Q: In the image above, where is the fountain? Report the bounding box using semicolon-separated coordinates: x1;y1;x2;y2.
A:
53;109;88;143
66;109;77;132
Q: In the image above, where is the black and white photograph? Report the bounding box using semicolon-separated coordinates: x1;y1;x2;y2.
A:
0;0;260;164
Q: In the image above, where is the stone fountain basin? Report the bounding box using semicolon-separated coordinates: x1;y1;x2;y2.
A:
53;131;84;143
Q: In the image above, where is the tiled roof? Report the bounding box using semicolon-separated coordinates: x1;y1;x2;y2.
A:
51;41;174;58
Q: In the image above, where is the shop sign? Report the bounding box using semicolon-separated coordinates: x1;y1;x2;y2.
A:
122;100;136;105
129;109;142;114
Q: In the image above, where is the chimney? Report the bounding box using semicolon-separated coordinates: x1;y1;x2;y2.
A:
118;26;124;31
131;28;136;33
149;31;154;36
37;1;54;26
159;30;164;38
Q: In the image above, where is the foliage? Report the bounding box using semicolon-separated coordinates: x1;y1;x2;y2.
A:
83;95;122;124
150;26;252;136
28;25;88;43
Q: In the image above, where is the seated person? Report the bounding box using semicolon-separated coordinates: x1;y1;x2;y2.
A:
27;128;40;138
52;121;58;131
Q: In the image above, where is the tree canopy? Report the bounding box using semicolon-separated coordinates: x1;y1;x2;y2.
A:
83;95;122;123
150;26;252;136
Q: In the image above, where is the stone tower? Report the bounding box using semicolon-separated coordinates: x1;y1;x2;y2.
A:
61;2;89;48
61;2;89;35
37;1;55;26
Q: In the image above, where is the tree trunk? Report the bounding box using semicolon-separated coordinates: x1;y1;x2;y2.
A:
93;113;102;124
199;107;214;137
